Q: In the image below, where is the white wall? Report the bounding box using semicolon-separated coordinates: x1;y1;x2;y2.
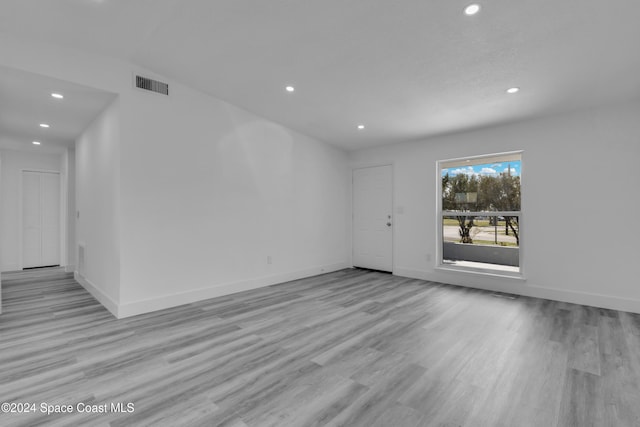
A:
117;77;350;316
75;97;121;309
0;149;63;271
0;153;2;313
0;38;350;317
63;148;76;271
350;100;640;313
0;38;127;314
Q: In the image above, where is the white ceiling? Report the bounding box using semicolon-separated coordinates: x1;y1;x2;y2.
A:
0;66;116;153
1;0;639;150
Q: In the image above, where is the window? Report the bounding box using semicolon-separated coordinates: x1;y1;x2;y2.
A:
438;151;522;275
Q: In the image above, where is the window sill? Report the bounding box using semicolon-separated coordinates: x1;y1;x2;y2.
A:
435;265;527;281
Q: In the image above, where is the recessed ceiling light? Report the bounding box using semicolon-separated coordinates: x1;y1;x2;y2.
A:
39;123;50;128
464;4;480;15
506;87;520;94
285;86;295;92
51;93;64;99
357;124;365;130
32;141;41;145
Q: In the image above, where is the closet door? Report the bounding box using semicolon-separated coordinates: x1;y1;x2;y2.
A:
22;171;60;268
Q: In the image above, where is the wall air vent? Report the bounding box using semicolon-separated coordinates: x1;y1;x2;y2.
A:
135;75;169;95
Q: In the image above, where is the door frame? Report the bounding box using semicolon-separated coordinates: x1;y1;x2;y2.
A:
18;169;66;270
351;162;395;273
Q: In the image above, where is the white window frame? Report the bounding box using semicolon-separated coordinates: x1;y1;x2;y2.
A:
436;151;524;278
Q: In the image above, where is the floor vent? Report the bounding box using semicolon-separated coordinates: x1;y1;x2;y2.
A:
135;75;169;95
492;293;517;300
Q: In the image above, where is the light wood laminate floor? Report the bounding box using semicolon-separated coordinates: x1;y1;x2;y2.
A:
1;268;640;426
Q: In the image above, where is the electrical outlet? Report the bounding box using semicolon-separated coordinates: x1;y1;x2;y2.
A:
267;255;272;264
426;254;432;262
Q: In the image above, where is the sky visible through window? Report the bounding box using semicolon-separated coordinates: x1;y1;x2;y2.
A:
441;161;521;177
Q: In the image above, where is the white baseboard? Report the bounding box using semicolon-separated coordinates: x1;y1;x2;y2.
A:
394;267;640;314
74;272;119;318
65;265;75;273
116;262;350;319
1;263;20;273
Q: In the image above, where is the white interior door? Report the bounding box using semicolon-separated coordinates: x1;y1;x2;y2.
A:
353;165;393;272
22;171;60;268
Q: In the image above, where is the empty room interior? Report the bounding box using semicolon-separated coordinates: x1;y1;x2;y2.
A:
1;1;639;426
